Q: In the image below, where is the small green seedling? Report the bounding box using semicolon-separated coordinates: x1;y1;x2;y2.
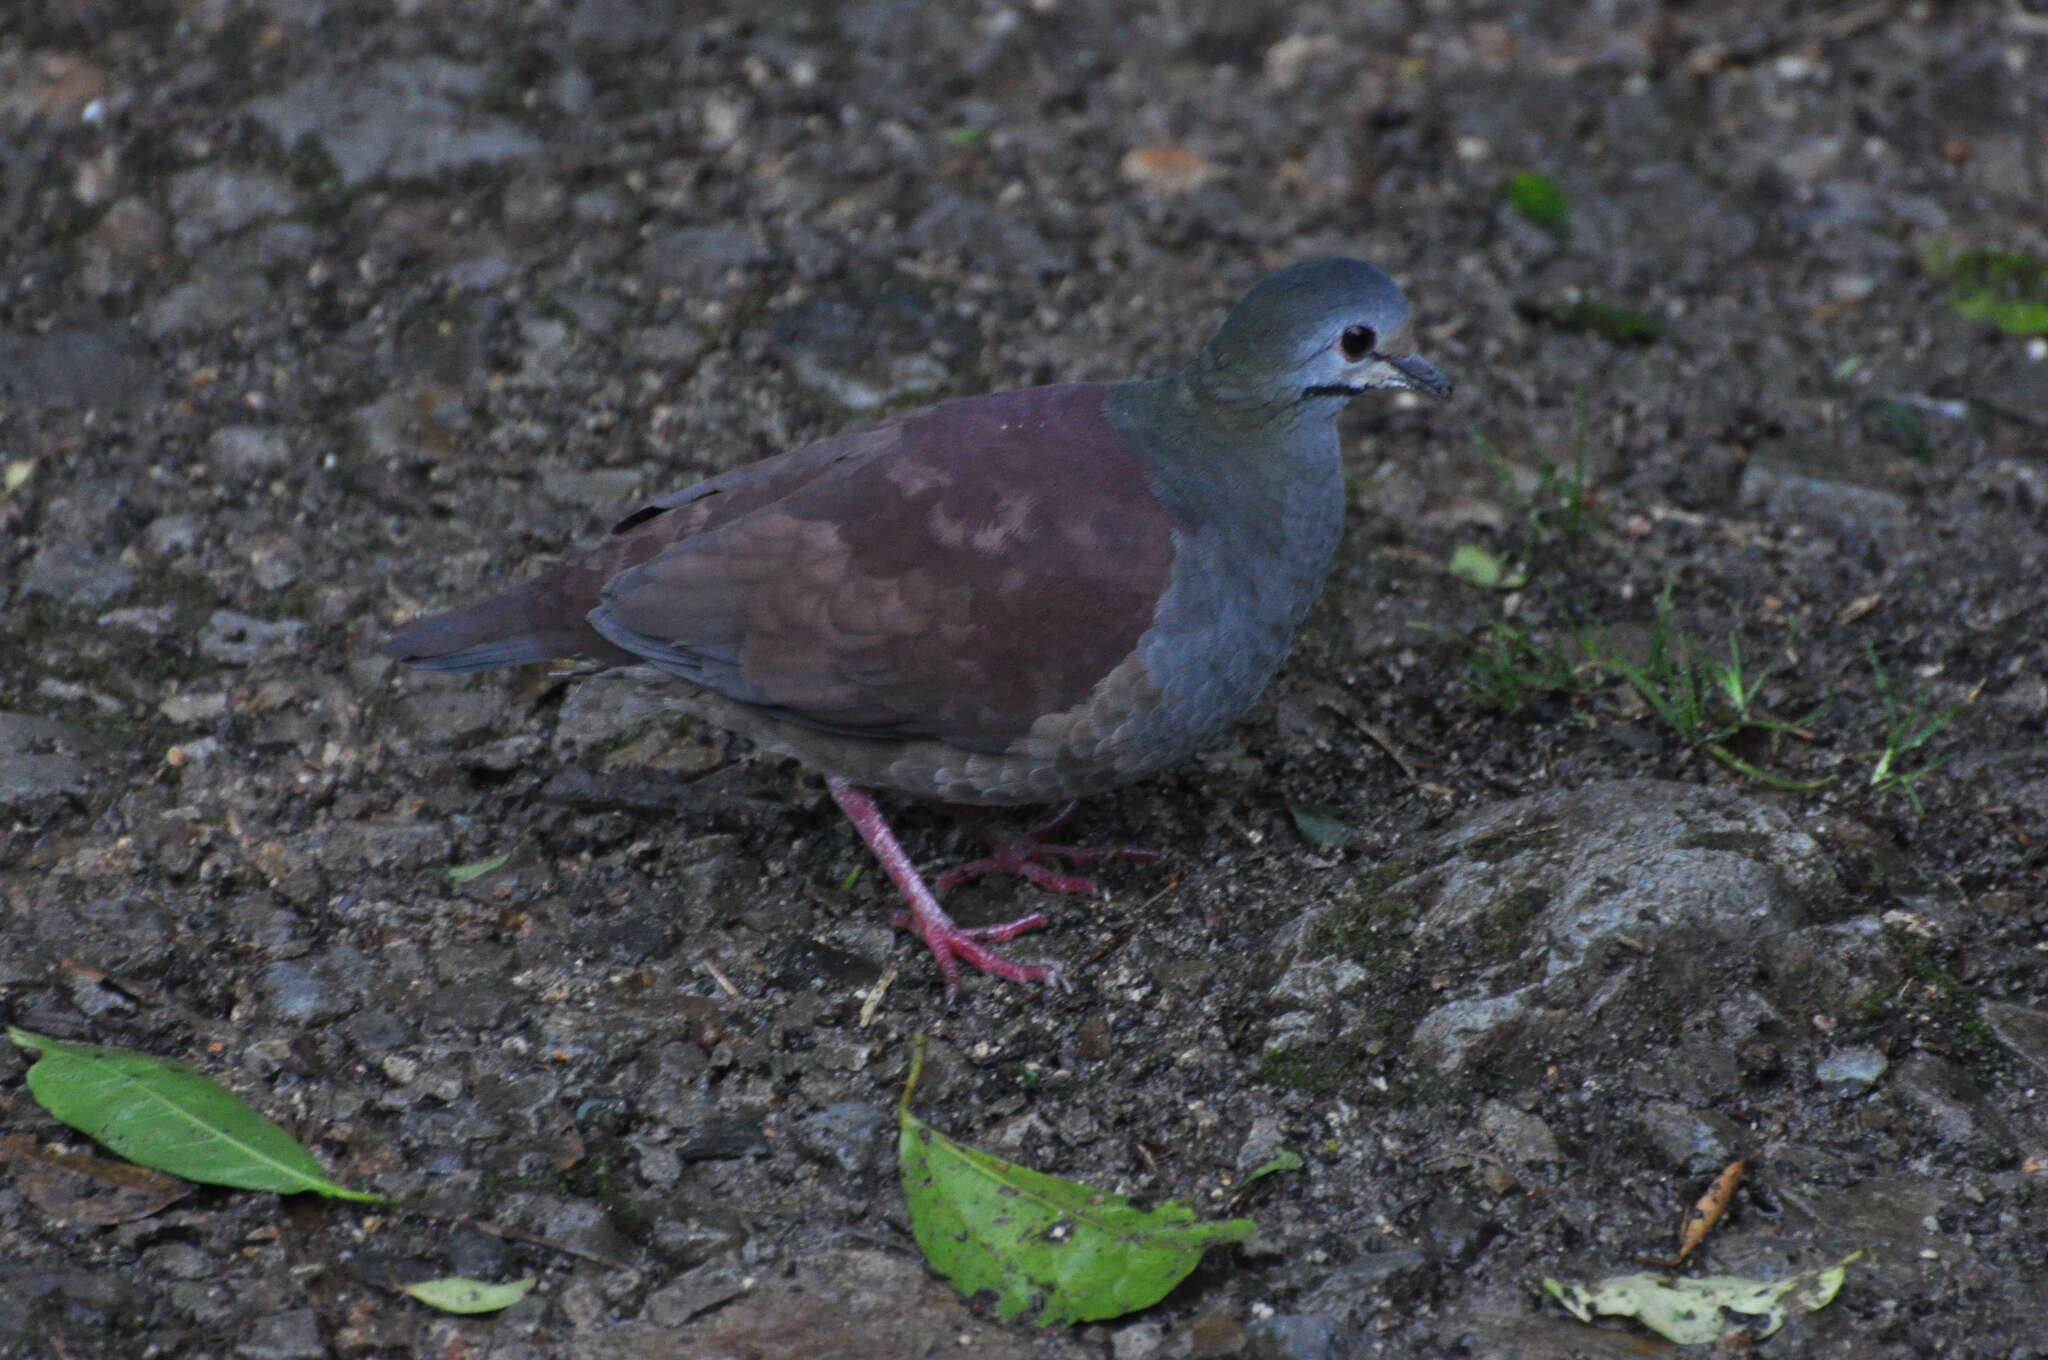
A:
1866;646;1964;814
1602;587;1829;790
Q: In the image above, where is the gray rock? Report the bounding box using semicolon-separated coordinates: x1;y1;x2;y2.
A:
207;426;293;476
551;674;681;756
1982;1002;2048;1080
1815;1045;1889;1093
1889;1052;2021;1155
143;274;272;338
1265;956;1370;1007
1248;1313;1338;1360
625;322;709;366
541;466;648;512
1478;1099;1560;1164
1410;990;1538;1074
645;1262;749;1327
168;166;297;251
199;610;307;665
395;685;506;746
637;225;767;294
1739;460;1913;553
1350;781;1855;1075
261;960;353;1023
236;1308;324;1359
249;59;542;187
1405;781;1838;976
768;289;972;412
0;324;160;412
20;541;135;605
790;1101;892;1176
903;189;1059;275
327;819;452;870
145;513;203;556
0;753;94;810
1636;1101;1749;1170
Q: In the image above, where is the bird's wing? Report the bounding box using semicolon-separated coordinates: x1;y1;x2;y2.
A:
591;383;1175;753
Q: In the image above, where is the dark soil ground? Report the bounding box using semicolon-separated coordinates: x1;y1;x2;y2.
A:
3;2;2046;1356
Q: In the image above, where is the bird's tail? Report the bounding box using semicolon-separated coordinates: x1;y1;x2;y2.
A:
381;577;636;672
380;584;557;671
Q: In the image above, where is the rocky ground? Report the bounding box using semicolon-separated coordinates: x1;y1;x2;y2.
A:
3;1;2047;1356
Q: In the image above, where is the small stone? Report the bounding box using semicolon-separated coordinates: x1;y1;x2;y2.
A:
1120;145;1220;196
169;165;297;251
159;692;229;725
145;514;203;555
0;324;159;412
248;59;542;188
638;225;765;294
236;1308;324;1359
207;426;293;476
1981;1002;2048;1080
1815;1045;1888;1092
1637;1100;1748;1169
645;1262;750;1327
20;541;135;605
790;1102;891;1177
199;610;307;665
1477;1098;1560;1164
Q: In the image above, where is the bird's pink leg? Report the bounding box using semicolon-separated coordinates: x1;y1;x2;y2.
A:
935;800;1163;896
827;777;1065;995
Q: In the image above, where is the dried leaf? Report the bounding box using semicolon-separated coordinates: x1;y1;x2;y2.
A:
1545;1252;1860;1344
0;1133;190;1225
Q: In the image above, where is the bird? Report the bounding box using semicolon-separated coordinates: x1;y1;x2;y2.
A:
380;257;1450;994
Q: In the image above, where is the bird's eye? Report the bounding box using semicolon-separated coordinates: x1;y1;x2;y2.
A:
1339;325;1376;362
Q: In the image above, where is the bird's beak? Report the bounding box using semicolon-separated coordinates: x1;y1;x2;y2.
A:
1386;352;1453;401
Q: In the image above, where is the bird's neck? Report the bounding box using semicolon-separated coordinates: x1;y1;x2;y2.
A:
1107;375;1339;510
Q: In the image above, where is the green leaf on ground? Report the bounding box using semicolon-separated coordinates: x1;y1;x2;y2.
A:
1288;805;1353;849
1925;243;2048;336
445;852;510;885
1544;1252;1859;1344
7;1029;384;1202
1242;1149;1303;1185
1507;170;1570;239
898;1035;1255;1326
404;1277;536;1314
1517;296;1668;343
1448;543;1526;590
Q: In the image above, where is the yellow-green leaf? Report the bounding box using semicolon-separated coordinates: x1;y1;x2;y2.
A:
8;1028;383;1202
1926;243;2048;336
1242;1149;1303;1185
1449;543;1526;590
445;852;509;885
1544;1252;1860;1344
898;1036;1253;1326
1507;170;1570;240
404;1276;536;1314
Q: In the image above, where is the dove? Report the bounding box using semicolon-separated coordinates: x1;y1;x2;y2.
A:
382;258;1449;993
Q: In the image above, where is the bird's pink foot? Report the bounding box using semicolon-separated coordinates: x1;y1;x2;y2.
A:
828;777;1068;995
936;801;1162;896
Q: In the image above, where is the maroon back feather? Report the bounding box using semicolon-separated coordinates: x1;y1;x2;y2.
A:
384;384;1175;755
